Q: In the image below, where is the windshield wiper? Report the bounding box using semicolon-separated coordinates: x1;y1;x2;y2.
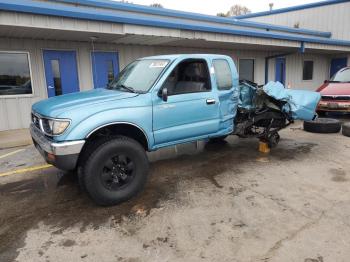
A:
117;84;137;93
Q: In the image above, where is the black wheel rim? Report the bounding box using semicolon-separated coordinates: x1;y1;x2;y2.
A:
100;154;135;190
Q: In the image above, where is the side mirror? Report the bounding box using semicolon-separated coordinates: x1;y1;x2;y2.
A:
324;80;329;84
158;88;168;102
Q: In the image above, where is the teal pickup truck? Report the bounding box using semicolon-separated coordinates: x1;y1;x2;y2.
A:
30;54;320;206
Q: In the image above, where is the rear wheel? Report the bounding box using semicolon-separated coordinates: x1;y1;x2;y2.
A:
80;136;149;206
304;118;341;134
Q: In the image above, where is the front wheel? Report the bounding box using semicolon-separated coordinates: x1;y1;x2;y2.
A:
81;136;149;206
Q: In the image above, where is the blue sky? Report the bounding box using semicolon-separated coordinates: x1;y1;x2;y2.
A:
123;0;321;15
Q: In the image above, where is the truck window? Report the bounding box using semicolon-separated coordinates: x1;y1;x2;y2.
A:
213;59;233;90
162;59;211;96
109;59;169;93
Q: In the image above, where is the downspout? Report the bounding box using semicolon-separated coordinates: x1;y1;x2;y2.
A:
264;41;305;84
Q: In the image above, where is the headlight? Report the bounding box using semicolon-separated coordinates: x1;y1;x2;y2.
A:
41;118;70;136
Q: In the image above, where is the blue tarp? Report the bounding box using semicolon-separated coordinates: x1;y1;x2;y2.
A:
263;81;321;121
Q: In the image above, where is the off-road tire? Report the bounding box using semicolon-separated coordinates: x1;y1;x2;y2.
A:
342;122;350;137
304;118;341;134
79;136;149;206
209;135;228;143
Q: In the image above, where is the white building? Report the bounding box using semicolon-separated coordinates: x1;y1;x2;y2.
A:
236;0;350;78
0;0;349;131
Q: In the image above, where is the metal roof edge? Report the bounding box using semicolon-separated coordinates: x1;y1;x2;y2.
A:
1;0;349;47
51;0;332;38
235;0;349;19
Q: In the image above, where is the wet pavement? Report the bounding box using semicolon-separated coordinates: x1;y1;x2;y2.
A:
1;122;350;262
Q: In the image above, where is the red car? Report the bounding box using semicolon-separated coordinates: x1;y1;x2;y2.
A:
317;67;350;115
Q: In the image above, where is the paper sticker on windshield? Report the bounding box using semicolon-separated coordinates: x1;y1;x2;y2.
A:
149;61;168;68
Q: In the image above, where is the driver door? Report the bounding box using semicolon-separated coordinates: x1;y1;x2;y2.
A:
152;58;220;147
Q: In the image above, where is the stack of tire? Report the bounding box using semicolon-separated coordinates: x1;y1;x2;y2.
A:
304;118;350;137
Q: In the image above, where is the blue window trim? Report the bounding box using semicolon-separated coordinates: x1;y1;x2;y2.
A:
235;0;349;19
1;0;350;47
51;0;331;38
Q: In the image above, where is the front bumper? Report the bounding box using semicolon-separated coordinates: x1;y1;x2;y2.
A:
317;100;350;112
30;124;85;170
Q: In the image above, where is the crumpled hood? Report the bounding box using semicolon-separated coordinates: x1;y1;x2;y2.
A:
32;89;138;117
263;81;321;121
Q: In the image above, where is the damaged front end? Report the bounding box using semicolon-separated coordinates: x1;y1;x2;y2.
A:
233;80;321;147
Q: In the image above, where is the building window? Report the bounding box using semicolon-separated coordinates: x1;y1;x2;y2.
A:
51;60;62;96
239;59;254;82
0;52;32;96
107;60;115;84
303;60;314;80
213;59;233;90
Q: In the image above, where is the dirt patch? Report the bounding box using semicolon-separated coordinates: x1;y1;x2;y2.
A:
330;168;348;182
304;256;324;262
270;142;318;161
60;239;77;247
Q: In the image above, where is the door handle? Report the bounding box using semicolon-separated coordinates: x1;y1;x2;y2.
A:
206;99;216;105
48;85;54;89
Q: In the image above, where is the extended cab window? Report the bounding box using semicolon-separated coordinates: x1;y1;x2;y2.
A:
162;59;211;95
213;59;233;90
109;59;169;93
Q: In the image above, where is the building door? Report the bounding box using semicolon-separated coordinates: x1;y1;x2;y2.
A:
91;52;119;89
330;57;347;78
275;57;286;85
43;50;79;97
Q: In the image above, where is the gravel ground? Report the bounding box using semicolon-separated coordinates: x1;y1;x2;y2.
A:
0;122;350;262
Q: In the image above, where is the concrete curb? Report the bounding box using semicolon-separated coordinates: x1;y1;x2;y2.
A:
0;129;32;149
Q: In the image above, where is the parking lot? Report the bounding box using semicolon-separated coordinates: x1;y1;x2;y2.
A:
0;121;350;262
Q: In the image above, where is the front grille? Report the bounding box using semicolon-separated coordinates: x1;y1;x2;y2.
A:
31;113;41;129
322;95;350;101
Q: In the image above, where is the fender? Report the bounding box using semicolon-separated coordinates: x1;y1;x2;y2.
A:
86;121;150;149
58;105;155;148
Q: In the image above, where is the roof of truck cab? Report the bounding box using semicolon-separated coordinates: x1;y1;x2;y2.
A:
141;54;232;60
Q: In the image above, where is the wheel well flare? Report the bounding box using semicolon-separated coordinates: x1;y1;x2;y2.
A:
86;123;149;150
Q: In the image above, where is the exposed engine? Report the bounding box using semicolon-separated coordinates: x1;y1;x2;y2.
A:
233;80;293;147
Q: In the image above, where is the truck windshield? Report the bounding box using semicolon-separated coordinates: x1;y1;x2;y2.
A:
330;68;350;83
108;59;169;93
